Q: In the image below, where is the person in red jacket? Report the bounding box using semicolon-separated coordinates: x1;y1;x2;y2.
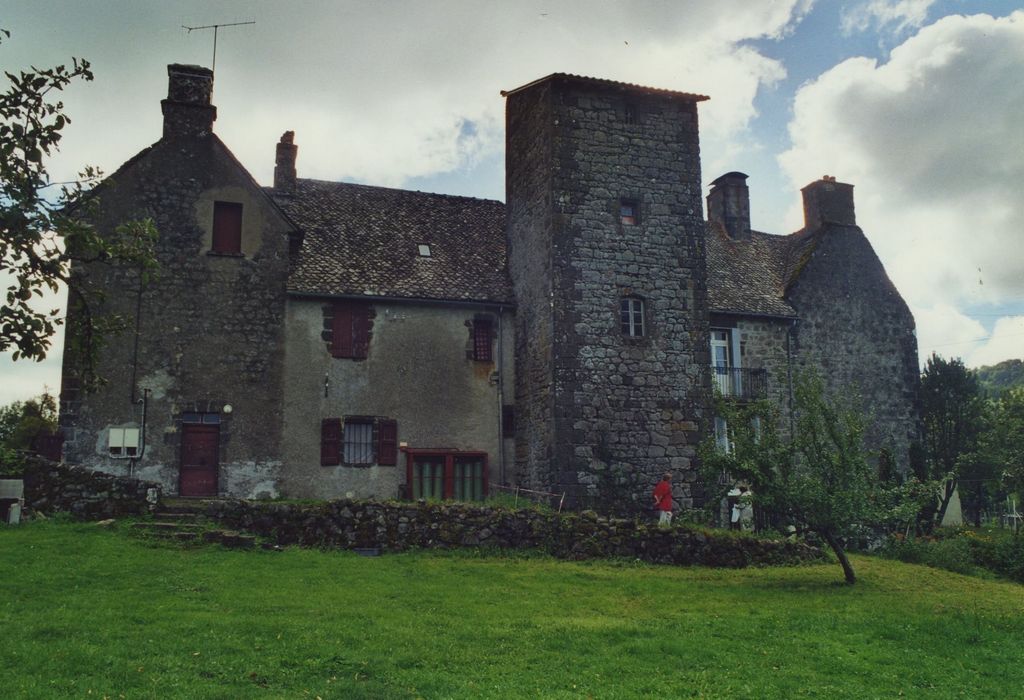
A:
652;472;673;526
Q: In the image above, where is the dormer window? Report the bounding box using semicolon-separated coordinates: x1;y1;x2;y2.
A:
418;244;432;257
620;200;639;226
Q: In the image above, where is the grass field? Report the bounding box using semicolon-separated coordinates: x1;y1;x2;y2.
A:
2;520;1023;699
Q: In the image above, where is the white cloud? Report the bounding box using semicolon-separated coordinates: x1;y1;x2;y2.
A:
780;12;1024;317
968;316;1024;368
913;303;986;366
841;0;937;36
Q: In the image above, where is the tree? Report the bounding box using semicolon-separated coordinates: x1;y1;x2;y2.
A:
918;354;988;528
700;373;933;585
986;387;1024;497
0;391;58;474
1;29;157;389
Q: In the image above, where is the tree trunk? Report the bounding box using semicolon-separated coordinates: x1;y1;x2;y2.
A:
822;530;856;585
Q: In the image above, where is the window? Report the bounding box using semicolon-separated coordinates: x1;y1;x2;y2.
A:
473;318;493;362
714;416;731;454
320;416;397;466
624;103;637;124
502;404;515;437
108;427;140;457
418;244;432;257
331;301;371;359
212;201;243;254
620;199;639;225
621;297;644;337
406;450;488;501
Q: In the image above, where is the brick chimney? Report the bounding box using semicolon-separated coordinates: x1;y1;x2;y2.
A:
161;64;216;139
274;131;298;194
706;172;750;240
801;176;856;229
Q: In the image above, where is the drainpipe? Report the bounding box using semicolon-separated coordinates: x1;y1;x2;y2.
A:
496;308;506;486
786;318;798;437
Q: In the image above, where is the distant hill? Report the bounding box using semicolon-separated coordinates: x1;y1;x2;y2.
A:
975;359;1024;396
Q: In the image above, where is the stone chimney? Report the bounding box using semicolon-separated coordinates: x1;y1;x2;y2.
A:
801;176;856;229
274;131;298;194
706;172;751;240
161;64;216;139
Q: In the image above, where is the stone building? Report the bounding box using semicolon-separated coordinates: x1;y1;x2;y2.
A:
58;66;919;512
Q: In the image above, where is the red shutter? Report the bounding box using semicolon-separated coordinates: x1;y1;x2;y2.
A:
331;303;353;358
320;418;342;466
352;305;370;359
212;201;243;254
378;419;398;465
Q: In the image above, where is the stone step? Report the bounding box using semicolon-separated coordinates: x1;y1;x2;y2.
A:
203;529;256;549
132;521;203;532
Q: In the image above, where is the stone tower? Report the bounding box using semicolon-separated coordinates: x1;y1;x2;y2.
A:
503;74;710;513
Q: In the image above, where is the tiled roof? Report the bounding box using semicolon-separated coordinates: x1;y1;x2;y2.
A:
276;179;512;304
501;73;709;102
706;222;824;318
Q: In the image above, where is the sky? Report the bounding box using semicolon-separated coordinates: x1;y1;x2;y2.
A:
2;0;1023;406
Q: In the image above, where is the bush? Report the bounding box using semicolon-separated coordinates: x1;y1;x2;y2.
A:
877;528;1024;583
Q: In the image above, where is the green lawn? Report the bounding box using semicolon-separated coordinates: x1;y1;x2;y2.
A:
2;521;1023;699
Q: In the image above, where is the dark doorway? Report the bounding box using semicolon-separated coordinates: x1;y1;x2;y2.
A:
180;424;219;497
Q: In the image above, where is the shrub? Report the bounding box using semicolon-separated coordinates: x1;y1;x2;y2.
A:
877;528;1024;582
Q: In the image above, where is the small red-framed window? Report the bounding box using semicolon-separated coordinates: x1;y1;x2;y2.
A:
473;318;493;362
404;449;488;501
620;199;639;226
212;201;243;254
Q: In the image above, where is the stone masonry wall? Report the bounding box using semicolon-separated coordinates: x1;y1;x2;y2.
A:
737;317;794;435
21;457;160;519
788;224;920;465
506;80;557;494
205;498;825;568
60;131;292;497
507;78;710;514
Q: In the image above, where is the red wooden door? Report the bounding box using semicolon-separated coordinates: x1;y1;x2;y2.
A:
180;424;219;497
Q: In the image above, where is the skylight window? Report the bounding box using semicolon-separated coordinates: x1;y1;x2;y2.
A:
418;244;432;257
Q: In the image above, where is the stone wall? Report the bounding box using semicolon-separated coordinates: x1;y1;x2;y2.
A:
282;300;515;499
205;498;825;568
59;69;294;498
737;317;794;434
788;224;920;465
506;76;710;515
21;458;160;519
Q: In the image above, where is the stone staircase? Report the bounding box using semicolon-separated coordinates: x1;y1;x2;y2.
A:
131;498;259;549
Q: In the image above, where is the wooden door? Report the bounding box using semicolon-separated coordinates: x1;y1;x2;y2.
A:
180;424;219;497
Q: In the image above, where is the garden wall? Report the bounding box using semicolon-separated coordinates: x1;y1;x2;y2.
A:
21;458;160;519
206;499;825;568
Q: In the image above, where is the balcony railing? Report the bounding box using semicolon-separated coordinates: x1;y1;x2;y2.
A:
712;366;768;400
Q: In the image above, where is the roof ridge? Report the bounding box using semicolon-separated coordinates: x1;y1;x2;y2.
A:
292;178;506;206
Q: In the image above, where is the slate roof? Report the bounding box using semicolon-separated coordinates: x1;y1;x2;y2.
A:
706;222;824;318
278;176;821;317
501;73;709;102
275;179;512;304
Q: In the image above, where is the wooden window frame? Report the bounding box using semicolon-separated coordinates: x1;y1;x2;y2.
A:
212;201;243;255
404;448;489;501
620;296;644;337
472;318;493;362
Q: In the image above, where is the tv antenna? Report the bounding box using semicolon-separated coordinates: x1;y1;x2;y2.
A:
182;20;255;73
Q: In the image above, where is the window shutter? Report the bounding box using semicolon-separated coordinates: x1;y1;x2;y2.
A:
352;305;370;359
331;303;353;358
320;418;342;466
212;201;243;254
378;419;398;466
